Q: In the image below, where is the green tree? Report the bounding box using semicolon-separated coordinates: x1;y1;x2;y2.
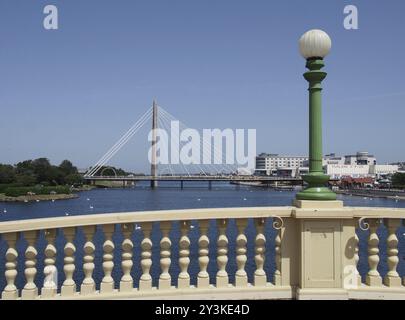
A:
15;160;34;175
31;158;53;183
65;173;84;186
59;160;78;176
15;174;36;186
0;164;15;184
94;166;129;176
392;173;405;188
2;158;83;190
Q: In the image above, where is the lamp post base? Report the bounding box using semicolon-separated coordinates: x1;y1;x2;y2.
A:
296;172;337;201
296;187;337;201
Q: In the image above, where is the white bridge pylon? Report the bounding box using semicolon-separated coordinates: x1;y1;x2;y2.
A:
84;102;238;178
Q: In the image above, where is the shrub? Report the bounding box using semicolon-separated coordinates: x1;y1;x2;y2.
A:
0;183;23;193
4;186;71;197
392;173;405;189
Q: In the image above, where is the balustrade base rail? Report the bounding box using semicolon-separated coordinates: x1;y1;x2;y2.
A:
37;285;294;300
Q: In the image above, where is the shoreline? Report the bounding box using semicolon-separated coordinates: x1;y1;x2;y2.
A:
0;193;79;203
336;189;405;201
0;185;95;203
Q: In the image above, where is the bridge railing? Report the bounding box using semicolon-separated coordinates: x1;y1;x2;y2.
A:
1;204;405;300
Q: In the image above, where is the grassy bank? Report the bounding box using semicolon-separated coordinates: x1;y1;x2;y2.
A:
0;183;97;202
0;193;78;202
1;185;71;197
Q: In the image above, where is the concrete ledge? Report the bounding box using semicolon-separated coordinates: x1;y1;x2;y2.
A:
295;288;349;300
293;200;344;209
348;285;405;300
39;285;294;300
292;209;354;219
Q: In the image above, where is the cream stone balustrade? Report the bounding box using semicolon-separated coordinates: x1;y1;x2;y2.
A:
120;223;134;292
1;204;405;300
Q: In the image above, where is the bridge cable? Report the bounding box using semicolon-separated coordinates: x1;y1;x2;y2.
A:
85;107;153;177
86;108;152;177
159;107;238;174
158;111;192;176
158;109;209;176
158;109;225;175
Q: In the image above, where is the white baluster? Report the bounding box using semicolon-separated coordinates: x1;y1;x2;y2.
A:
197;220;210;288
101;224;115;293
384;219;401;287
139;222;153;291
366;219;382;287
42;229;57;298
216;219;229;288
254;218;267;286
354;231;362;286
21;230;39;300
120;223;134;292
235;219;248;287
178;221;191;289
1;232;19;300
159;221;172;290
61;227;76;296
81;225;96;295
273;217;283;286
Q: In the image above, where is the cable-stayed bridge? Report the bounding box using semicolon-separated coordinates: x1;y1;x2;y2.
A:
83;100;304;188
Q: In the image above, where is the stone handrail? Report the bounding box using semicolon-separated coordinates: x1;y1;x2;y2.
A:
1;203;405;300
0;207;292;233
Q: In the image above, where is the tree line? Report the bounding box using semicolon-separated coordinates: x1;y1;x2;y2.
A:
0;158;83;187
0;158;133;187
392;172;405;188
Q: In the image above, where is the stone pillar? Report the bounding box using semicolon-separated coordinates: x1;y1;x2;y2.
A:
293;200;354;300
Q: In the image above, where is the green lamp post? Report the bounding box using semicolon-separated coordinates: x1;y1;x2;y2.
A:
296;29;337;201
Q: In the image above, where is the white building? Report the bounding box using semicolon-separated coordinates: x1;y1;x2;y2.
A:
255;151;399;179
255;153;308;177
370;165;399;177
323;153;345;166
325;164;399;179
344;151;376;166
325;164;370;179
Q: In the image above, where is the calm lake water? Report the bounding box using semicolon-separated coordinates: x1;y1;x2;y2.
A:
1;182;405;292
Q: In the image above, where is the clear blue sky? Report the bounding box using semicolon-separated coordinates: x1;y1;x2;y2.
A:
0;0;404;172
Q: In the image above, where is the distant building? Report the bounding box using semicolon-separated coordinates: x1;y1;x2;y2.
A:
340;176;375;188
323;151;392;179
255;153;308;177
370;164;399;177
255;151;399;179
322;153;345;166
325;164;370;179
344;151;376;166
325;164;399;179
390;162;405;171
